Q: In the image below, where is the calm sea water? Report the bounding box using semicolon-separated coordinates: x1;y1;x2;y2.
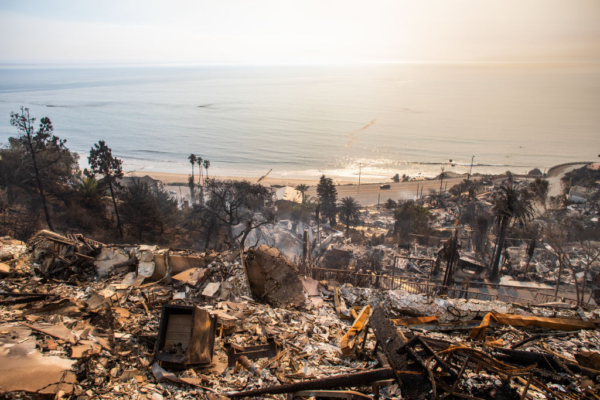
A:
0;63;598;182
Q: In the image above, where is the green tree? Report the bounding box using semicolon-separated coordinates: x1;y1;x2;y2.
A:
385;198;397;209
154;184;179;234
294;184;309;203
203;179;269;241
75;173;103;211
88;140;124;239
10;107;70;231
338;197;361;236
489;185;534;281
393;200;434;242
120;179;161;240
316;175;338;225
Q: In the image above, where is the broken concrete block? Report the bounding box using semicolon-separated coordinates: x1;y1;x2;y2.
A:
138;261;155;277
94;248;129;276
202;282;221;297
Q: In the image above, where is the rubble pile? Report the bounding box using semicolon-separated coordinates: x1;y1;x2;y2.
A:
1;231;600;399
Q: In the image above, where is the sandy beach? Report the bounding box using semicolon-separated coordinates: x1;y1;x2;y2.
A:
127;170;362;187
126;169;468;206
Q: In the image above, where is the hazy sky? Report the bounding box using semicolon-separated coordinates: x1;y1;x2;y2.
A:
1;0;599;64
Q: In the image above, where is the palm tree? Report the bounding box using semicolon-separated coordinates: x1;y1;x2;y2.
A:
338;197;361;236
188;154;196;202
76;175;103;210
489;185;534;281
295;184;309;203
196;156;203;204
196;156;203;185
203;159;210;179
188;154;196;180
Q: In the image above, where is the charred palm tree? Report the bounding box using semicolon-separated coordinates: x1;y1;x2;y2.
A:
489;185;534;281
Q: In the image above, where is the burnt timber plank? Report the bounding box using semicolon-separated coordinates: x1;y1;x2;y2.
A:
228;368;394;398
370;306;432;400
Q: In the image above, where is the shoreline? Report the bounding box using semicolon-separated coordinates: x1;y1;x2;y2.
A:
125;162;587;206
125;170;477;187
126;170;382;187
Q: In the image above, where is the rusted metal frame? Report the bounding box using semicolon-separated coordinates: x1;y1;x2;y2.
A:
228;368;395;398
224;337;278;368
371;379;395;400
287;390;373;400
443;356;470;399
530;377;576;400
398;335;457;379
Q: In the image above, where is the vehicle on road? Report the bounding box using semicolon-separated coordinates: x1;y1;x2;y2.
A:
380;184;391;189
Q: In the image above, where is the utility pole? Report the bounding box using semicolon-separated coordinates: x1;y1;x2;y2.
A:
468;155;475;180
358;163;362;195
416;184;419;200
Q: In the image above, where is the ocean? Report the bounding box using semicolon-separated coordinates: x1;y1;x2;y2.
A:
0;63;598;182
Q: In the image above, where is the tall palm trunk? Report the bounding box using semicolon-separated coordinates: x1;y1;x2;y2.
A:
108;180;123;239
198;164;203;204
346;214;350;236
554;254;563;298
29;146;54;231
490;217;508;281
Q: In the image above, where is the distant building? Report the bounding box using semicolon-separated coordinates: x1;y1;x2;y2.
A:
528;168;543;177
118;175;161;190
587;163;600;171
274;186;303;203
568;185;590;203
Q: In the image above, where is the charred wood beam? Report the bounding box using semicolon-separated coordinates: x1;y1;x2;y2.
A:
227;368;394;398
0;295;54;305
492;348;576;375
370;307;432;400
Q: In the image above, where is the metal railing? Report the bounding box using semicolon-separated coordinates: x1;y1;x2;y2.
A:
311;267;531;304
533;292;579;306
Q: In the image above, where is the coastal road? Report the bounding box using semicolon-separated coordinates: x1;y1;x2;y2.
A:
305;177;465;206
546;163;588;198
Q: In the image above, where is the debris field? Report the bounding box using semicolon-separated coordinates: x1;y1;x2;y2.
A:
1;231;600;400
